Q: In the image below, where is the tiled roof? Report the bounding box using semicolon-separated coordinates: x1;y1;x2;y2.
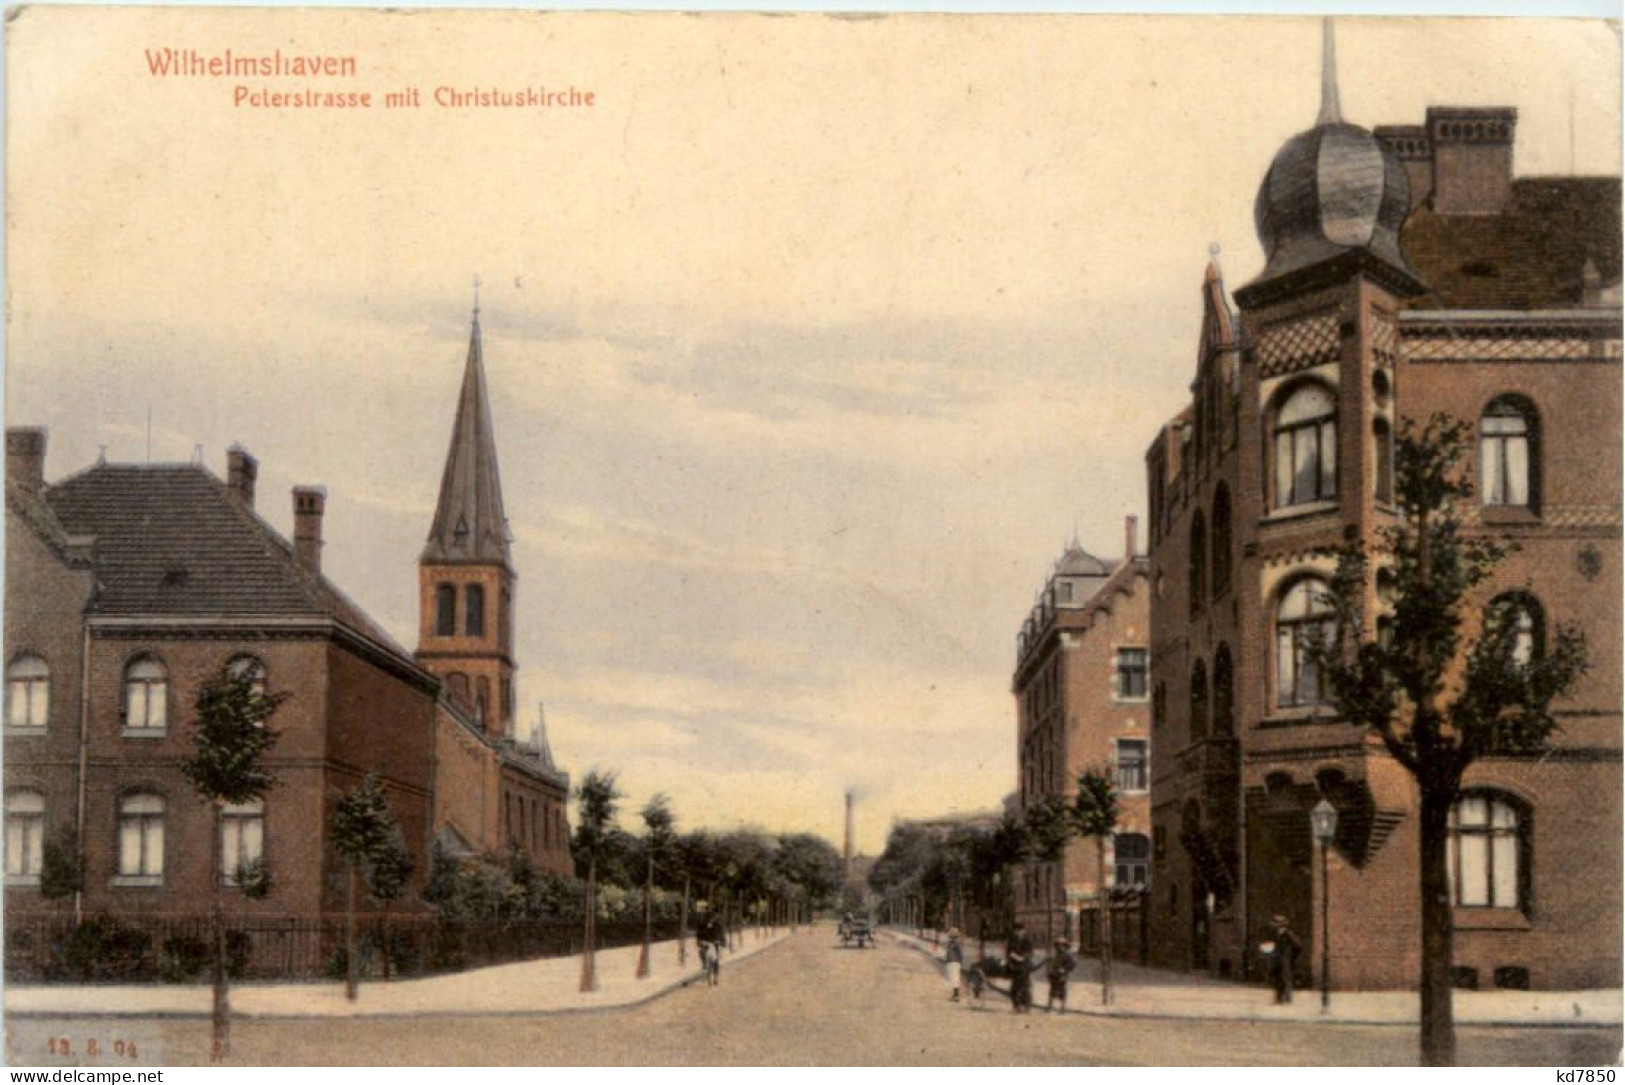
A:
1401;178;1622;310
7;479;90;567
44;463;410;658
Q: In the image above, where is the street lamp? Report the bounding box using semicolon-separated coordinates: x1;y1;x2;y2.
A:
1309;799;1339;1014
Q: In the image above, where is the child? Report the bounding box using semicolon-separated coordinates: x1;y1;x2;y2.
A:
1046;938;1076;1013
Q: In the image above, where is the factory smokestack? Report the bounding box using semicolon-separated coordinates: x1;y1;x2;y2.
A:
844;790;855;881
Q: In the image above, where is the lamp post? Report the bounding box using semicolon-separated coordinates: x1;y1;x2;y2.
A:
1309;799;1339;1014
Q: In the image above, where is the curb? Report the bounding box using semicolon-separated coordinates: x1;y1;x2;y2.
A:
4;932;795;1022
881;932;1621;1033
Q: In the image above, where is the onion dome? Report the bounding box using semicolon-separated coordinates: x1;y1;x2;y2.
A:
1248;22;1421;292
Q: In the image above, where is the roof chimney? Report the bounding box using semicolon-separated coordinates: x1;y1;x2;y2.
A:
1125;515;1138;561
6;427;47;494
1426;107;1516;215
293;486;326;576
226;445;258;509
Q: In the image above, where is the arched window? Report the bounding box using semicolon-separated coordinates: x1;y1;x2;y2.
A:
1189;659;1209;740
226;655;267;697
1488;593;1545;669
1189;513;1208;616
123;657;168;733
465;584;485;638
1212;645;1234;737
1211;485;1232;599
6;655;49;730
1273;382;1337;508
1480;397;1538;509
5;790;45;880
1115;833;1151;889
475;676;491;725
117;793;165;881
435;584;457;637
1275;577;1334;708
1448;791;1528;910
221;799;265;886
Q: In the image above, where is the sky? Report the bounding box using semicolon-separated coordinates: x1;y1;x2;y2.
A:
6;10;1619;853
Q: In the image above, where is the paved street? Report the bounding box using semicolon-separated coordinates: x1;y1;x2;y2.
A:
8;927;1620;1066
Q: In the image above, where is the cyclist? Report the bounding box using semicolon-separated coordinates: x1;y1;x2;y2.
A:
695;902;725;986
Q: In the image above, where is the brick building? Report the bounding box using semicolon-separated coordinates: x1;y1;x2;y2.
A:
417;309;572;877
4;433;438;920
1012;518;1152;946
1145;42;1621;989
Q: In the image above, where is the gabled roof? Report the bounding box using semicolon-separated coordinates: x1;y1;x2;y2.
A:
423;314;512;568
1401;177;1622;310
44;462;409;660
7;478;93;569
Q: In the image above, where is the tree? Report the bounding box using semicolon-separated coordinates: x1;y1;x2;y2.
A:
368;830;414;982
330;774;404;1001
671;830;716;965
38;828;82;902
573;769;622;992
1313;414;1587;1066
1068;771;1120;1007
179;663;285;1063
636;794;675;979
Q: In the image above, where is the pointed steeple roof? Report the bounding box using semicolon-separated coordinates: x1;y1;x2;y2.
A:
423;309;512;567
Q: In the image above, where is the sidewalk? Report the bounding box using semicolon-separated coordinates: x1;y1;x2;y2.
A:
887;930;1623;1030
4;928;794;1020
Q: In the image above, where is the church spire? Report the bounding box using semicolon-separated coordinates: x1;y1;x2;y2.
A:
1317;18;1342;126
423;305;511;567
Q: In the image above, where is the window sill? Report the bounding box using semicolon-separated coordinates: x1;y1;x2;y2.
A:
1453;907;1530;931
1262;501;1339;525
1261;709;1343;727
5;727;47;738
120;728;168;739
112;875;163;888
1111;696;1150;707
6;875;41;888
1480;506;1541;527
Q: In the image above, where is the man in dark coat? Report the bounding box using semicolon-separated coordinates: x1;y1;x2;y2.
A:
1006;922;1035;1013
695;904;726;986
1267;914;1301;1004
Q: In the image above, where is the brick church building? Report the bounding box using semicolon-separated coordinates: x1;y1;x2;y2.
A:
5;306;574;924
417;307;572;878
1144;34;1620;990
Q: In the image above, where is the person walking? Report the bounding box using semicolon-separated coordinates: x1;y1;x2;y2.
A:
1265;914;1301;1005
944;929;964;1002
1006;922;1035;1014
1045;938;1076;1013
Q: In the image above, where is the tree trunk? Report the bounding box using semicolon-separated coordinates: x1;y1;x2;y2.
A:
1098;834;1113;1006
1418;786;1457;1066
345;862;359;1002
679;875;690;965
580;856;598;992
637;854;652;979
210;801;229;1063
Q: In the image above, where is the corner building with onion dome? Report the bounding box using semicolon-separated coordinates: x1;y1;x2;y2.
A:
1144;26;1621;990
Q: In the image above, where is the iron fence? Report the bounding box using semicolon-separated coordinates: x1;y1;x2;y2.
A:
4;912;680;984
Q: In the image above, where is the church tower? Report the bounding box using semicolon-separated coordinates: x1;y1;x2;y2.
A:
417;302;516;741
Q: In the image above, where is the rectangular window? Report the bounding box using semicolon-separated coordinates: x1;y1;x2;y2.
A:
117;796;165;882
1116;648;1149;700
221;802;265;885
5;794;45;880
1115;739;1149;793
